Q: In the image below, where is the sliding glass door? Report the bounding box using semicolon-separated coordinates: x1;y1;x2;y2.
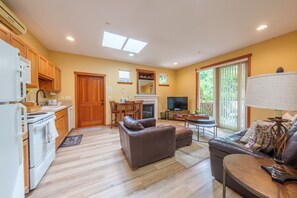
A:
198;61;247;131
199;69;214;116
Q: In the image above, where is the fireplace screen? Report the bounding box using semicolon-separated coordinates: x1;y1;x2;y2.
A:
142;104;154;119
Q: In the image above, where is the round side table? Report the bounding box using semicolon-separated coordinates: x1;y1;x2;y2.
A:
223;154;297;198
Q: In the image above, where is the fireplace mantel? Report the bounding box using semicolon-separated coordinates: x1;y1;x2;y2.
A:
135;95;158;119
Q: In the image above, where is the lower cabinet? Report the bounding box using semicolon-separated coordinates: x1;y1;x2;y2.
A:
23;132;29;194
55;109;69;149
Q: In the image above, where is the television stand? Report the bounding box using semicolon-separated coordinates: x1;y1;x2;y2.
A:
166;110;190;121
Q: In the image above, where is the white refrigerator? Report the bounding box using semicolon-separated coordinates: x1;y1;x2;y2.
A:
0;39;29;198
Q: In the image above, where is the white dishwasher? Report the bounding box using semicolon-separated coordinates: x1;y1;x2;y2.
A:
68;106;74;132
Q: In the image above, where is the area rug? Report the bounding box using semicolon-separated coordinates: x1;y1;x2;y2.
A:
60;135;83;147
175;142;210;168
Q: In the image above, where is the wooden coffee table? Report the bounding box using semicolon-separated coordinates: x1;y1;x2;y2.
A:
223;154;297;198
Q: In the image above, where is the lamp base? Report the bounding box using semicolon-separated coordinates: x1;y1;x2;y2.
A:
261;163;297;184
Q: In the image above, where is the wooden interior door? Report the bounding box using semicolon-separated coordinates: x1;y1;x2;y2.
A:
77;74;105;127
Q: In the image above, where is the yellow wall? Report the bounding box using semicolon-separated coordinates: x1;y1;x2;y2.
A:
48;51;176;125
175;30;297;124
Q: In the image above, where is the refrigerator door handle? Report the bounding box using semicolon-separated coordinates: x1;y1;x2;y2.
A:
16;67;27;101
17;104;27;165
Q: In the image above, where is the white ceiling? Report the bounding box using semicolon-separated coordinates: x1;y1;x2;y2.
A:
3;0;297;69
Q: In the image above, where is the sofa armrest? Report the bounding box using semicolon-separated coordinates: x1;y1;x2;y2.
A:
234;129;248;136
208;137;270;159
137;118;156;128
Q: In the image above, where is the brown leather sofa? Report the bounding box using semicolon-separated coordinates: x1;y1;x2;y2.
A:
208;122;297;198
119;117;176;170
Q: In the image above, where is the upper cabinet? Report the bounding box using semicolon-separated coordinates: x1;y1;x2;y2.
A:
1;25;62;92
0;24;10;43
26;46;39;88
39;65;61;93
10;34;27;57
48;62;55;79
53;67;61;92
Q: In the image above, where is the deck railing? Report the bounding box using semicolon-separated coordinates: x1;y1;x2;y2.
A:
200;102;214;116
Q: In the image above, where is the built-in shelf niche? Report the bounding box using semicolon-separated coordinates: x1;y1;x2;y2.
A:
136;69;156;95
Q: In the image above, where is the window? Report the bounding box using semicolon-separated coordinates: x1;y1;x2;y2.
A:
118;69;131;82
159;74;168;85
197;56;249;131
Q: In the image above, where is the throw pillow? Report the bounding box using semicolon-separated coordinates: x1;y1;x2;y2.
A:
123;116;144;131
244;121;274;153
240;120;259;143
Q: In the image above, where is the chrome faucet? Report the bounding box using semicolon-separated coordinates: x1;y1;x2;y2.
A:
36;89;47;106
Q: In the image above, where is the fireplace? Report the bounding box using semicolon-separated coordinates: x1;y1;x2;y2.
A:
135;95;158;119
142;104;155;119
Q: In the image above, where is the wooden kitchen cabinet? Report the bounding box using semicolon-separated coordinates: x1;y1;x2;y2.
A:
26;46;39;88
23;139;29;193
39;65;61;92
10;34;27;57
55;109;69;149
22;126;29;194
0;24;11;43
53;67;61;92
48;62;55;79
38;55;48;78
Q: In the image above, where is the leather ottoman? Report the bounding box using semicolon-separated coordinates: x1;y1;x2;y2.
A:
175;125;193;149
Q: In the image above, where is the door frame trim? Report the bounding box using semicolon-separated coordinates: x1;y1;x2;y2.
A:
74;72;106;128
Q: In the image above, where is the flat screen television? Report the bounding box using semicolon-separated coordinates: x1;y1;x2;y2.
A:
167;97;188;111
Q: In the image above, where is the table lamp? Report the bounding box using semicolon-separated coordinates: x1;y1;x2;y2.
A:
246;67;297;184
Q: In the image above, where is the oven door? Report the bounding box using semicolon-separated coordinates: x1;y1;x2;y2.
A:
29;117;55;168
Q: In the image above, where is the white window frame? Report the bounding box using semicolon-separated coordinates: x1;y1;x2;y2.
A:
118;69;131;82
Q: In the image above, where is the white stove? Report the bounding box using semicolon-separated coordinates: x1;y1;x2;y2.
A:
26;112;54;123
24;111;56;190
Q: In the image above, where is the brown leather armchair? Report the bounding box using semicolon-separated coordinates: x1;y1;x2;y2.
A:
119;118;176;170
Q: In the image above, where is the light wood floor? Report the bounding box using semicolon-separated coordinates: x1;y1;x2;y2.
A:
27;123;241;198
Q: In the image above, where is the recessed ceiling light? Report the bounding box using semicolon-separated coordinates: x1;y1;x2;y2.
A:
173;62;178;65
257;24;268;31
123;38;147;53
129;53;134;57
66;36;74;41
102;31;127;50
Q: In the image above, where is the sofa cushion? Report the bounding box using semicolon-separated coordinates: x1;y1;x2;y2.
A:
123;116;144;131
284;132;297;169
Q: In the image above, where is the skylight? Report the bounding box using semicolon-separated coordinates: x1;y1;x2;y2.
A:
102;31;127;50
123;38;147;53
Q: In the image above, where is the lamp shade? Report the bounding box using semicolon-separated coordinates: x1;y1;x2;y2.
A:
246;72;297;111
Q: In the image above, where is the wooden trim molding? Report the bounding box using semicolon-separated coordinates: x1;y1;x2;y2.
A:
74;72;106;128
117;81;133;85
201;53;252;70
159;84;169;87
247;56;252;128
195;69;199;110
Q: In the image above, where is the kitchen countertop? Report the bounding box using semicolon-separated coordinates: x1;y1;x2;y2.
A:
40;105;72;113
